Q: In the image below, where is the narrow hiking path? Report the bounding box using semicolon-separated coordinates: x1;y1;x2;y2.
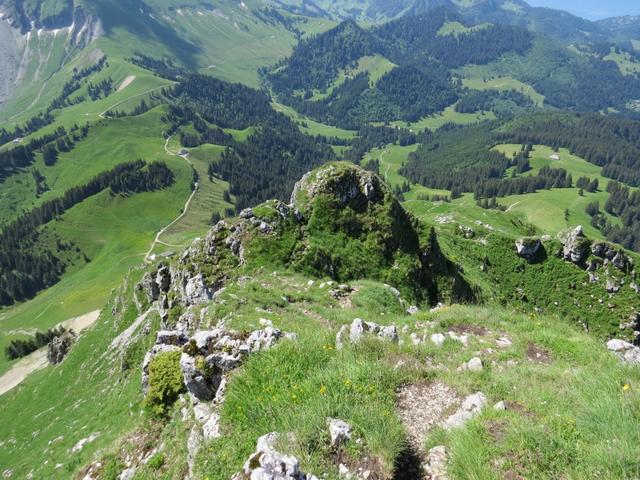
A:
506;201;522;212
144;136;199;262
0;310;101;396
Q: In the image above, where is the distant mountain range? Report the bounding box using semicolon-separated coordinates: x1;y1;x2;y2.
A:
277;0;640;47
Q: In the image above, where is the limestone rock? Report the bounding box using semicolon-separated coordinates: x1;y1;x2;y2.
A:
426;445;448;480
493;401;507;411
441;392;487;430
430;333;446;347
184;274;212;305
515;237;541;262
607;339;640;365
180;353;217;401
559;226;590;264
466;357;483;372
232;432;318;480
328;418;352;448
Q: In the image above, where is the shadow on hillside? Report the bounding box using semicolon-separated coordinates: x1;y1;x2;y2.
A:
91;0;201;68
393;444;423;480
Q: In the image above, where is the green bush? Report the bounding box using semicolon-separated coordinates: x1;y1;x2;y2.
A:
144;350;185;417
147;452;165;470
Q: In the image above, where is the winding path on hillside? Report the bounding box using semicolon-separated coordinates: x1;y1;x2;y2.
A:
144;136;199;262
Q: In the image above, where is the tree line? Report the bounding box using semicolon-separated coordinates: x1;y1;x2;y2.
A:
5;326;69;360
587;181;640;252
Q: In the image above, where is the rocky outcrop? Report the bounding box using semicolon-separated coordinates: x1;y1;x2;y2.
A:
232;432;318;480
558;226;591;264
290;164;385;211
591;242;633;272
47;330;76;364
335;318;398;349
515;237;541;262
607;339;640;365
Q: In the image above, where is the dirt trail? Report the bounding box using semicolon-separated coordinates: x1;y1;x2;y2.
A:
144;136;198;262
0;310;101;396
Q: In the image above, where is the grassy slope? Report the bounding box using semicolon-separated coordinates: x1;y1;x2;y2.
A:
493;144;615;238
458;68;545;106
2;267;639;479
0;107;195;375
384;104;496;132
155;142;235;250
309;54;397;100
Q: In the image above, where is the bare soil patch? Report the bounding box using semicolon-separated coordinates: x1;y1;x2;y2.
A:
525;342;552;364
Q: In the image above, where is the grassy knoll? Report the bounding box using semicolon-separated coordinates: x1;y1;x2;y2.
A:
0;107;174;226
492;144;618;238
309;54;396;100
363;143;418;188
459;73;545;106
604;50;640;76
272;102;357;140
437;21;491;36
383;104;496;132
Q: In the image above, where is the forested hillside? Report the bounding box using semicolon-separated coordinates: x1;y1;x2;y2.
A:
265;9;640;127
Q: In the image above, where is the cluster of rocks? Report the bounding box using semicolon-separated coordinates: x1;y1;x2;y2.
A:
417;331;468;347
138;262;216;326
335;319;398;349
232;432;318;480
233;418;357;480
137;201;301;327
458;225;475;239
606;339;640;365
47;330;76;365
143;325;291;402
558;226;633;274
